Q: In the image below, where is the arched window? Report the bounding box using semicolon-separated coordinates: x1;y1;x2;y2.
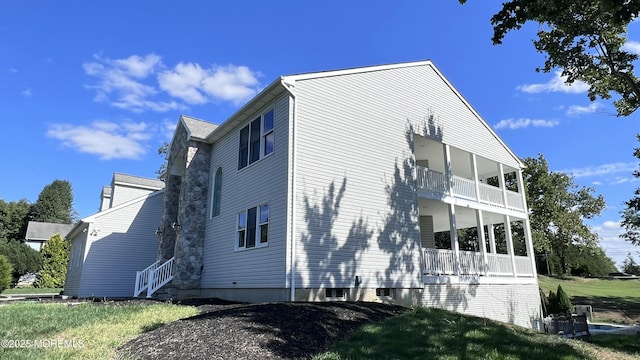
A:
211;167;222;217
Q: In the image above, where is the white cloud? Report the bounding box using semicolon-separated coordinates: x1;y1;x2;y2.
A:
516;71;589;94
561;162;636;178
623;40;640;54
22;88;32;97
9;68;17;73
566;102;602;116
592;220;639;268
159;63;261;105
84;53;261;111
46;121;152;160
494;118;559;130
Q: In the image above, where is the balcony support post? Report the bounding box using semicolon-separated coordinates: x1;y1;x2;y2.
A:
498;163;508;206
504;215;518;278
488;223;496;254
471;153;481;202
476;209;488;276
523;218;537;277
443;144;453;196
448;203;460;276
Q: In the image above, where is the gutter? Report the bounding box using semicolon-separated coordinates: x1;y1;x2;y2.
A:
281;78;298;302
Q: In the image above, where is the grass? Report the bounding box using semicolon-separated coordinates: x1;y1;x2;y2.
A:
1;288;63;295
313;307;639;360
538;275;640;324
0;302;198;359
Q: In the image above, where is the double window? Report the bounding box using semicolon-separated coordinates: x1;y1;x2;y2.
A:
236;204;269;249
238;108;274;170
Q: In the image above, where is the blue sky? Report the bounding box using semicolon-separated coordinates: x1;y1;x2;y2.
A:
1;1;639;268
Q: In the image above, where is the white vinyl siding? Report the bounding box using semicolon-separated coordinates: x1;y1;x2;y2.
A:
75;192;162;298
110;185;158;208
63;233;87;297
202;95;289;289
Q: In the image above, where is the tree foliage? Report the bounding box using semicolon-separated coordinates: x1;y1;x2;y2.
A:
0;239;42;282
34;234;70;288
523;154;606;274
621;252;640;275
29;180;75;224
0;199;31;241
156;141;170;179
556;285;574;314
461;0;640;116
0;254;13;292
621;135;640;246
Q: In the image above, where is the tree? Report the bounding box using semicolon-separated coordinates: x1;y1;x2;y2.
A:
621;252;640;275
0;239;42;282
621;135;640;246
556;285;574;314
0;198;31;241
523;155;606;274
29;180;75;224
34;234;70;288
460;0;640;116
0;254;13;292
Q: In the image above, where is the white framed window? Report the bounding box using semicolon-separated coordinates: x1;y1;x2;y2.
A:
236;203;269;250
376;288;394;298
325;288;346;300
238;108;275;170
210;167;222;218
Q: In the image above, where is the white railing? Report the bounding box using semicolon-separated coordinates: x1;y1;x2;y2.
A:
506;190;525;211
451;175;476;200
423;249;535;279
416;166;447;194
487;253;514;276
134;260;160;297
514;255;534;276
478;182;504;206
423;248;457;275
147;256;175;298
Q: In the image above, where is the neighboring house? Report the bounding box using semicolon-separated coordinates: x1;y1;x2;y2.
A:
133;60;542;329
63;173;165;298
25;221;74;251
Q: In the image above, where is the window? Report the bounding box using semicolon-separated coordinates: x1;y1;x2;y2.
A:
376;288;393;298
236;204;269;249
325;288;346;299
211;168;222;218
238;108;275;169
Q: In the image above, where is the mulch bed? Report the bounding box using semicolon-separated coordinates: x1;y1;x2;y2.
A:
117;299;408;360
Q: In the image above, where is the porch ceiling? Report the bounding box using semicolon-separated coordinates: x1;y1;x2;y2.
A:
418;198;507;233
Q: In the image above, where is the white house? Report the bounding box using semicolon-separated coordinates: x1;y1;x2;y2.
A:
131;60;542;329
25;221;74;251
64;173;164;298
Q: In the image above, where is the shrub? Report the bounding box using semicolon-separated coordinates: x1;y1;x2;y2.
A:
556;285;573;314
547;290;558;315
0;254;13;292
539;288;550;317
34;234;70;288
0;239;42;282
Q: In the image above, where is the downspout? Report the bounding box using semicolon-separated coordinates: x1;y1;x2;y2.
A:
281;78;298;302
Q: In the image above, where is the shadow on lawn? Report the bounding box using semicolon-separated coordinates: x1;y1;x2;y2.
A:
321;308;591;360
572;295;640;322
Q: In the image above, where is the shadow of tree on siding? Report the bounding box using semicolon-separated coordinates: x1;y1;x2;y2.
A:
301;178;373;296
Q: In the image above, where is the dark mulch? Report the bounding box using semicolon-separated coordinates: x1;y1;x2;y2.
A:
117;300;408;360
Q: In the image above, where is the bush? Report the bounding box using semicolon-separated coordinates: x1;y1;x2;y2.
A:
556;285;573;314
0;254;13;292
547;290;558;315
34;234;70;288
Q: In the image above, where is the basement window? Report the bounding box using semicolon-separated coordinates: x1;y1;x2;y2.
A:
325;288;346;299
376;288;394;298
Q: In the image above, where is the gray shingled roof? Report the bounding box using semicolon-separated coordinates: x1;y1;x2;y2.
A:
112;173;165;190
25;221;74;241
181;115;218;141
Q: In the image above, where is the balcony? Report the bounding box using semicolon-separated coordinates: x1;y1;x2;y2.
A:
416;166;525;212
422;248;534;278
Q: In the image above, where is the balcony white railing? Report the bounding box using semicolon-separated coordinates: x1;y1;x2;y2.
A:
422;248;534;278
452;175;476;200
416;166;526;213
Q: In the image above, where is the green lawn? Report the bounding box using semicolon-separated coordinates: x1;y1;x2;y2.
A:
314;307;639;360
1;288;62;296
0;302;198;359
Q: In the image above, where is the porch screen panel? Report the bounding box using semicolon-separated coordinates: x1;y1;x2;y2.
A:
420;216;435;248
